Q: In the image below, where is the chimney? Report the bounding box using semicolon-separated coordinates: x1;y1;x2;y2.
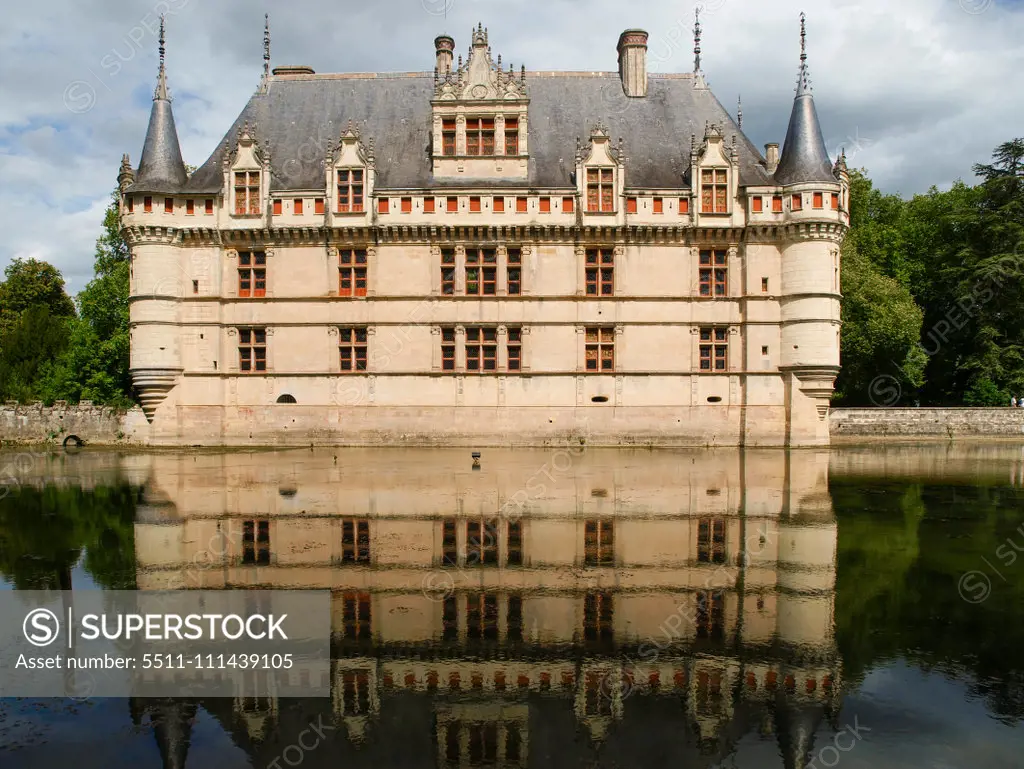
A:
435;34;455;74
765;143;780;174
617;29;648;98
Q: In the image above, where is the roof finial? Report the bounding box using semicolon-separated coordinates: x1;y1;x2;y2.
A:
693;7;702;74
800;12;807;66
263;14;270;79
737;94;743;128
796;12;812;94
154;15;168;100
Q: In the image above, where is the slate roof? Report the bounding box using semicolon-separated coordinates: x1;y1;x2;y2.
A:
132;93;189;195
773;87;836;186
181;72;777;195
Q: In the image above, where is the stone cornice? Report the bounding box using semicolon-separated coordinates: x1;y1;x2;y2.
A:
139;221;848;248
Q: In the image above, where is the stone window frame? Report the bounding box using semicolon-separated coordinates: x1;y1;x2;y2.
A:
699;167;730;215
225;248;275;299
232;325;271;374
585;167;616;214
580;325;619;373
435;244;530;297
433;323;528;374
436;111;525;159
698;248;729;298
336;167;365;214
697;325;731;372
232;169;263;217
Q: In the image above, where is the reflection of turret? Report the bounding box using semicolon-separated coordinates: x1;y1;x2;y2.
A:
147;698;198;769
776;698;825;769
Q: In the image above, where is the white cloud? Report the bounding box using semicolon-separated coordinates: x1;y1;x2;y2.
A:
2;0;1022;292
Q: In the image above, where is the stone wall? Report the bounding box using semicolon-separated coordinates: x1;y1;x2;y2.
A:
0;402;149;445
830;407;1024;440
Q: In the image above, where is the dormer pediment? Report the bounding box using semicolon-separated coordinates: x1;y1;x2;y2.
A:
433;23;527;103
330;120;374;169
580;123;622;168
227;122;267;170
696;122;735;168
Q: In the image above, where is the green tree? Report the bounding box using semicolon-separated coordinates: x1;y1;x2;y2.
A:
834;170;926;404
38;188;134;406
0;305;72;402
0;258;76;336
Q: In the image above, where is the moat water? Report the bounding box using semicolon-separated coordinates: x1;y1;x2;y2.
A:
1;445;1024;768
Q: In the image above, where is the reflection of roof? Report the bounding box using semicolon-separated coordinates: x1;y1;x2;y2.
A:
183;73;772;194
185;677;837;769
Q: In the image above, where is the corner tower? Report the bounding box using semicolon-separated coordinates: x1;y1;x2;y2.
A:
123;16;187;423
775;14;847;445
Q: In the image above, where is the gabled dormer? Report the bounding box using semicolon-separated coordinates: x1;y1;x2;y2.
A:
577;124;626;224
224;123;269;219
326;121;375;222
431;24;529;180
691;122;740;226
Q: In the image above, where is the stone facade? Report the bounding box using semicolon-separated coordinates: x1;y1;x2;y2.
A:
122;18;848;447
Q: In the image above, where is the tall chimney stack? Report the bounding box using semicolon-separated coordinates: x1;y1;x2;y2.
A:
617;29;648;98
435;34;455;74
765;143;780;174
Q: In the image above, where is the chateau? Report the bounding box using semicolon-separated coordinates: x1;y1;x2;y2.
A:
120;15;849;447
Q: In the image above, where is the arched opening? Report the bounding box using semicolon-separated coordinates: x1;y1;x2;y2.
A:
276;394;297;404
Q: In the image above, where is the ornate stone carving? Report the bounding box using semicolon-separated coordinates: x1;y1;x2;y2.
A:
432;23;528;101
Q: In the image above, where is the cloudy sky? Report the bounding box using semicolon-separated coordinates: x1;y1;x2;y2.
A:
2;0;1023;293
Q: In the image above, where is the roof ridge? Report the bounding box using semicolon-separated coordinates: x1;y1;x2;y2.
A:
268;70;697;81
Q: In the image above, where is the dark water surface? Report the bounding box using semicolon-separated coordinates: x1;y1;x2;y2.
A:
2;445;1024;768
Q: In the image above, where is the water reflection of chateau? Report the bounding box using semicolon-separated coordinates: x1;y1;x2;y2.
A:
129;448;840;768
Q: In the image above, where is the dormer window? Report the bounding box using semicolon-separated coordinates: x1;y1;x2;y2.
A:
701;169;728;214
505;118;519;155
586;169;615;213
337;169;364;213
466;117;495;156
234;171;260;215
442;119;456;156
431;26;529;179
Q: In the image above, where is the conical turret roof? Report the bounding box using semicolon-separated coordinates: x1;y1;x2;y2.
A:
132;16;187;194
774;14;834;186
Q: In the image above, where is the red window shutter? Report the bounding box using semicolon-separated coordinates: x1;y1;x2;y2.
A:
205;199;213;214
539;197;551;213
679;197;689;214
165;198;173;213
813;192;823;209
294;198;303;214
423;197;435;213
469;196;481;212
186;199;194;215
653;197;663;214
144;196;152;212
626;197;637;214
792;194;803;211
516;197;527;212
401;197;412;213
831;192;839;209
562;196;574;213
378;198;389;214
272;199;282;215
752;196;763;213
314;198;324;214
493;197;505;213
772;195;783;212
447;196;458;212
126;197;134;213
